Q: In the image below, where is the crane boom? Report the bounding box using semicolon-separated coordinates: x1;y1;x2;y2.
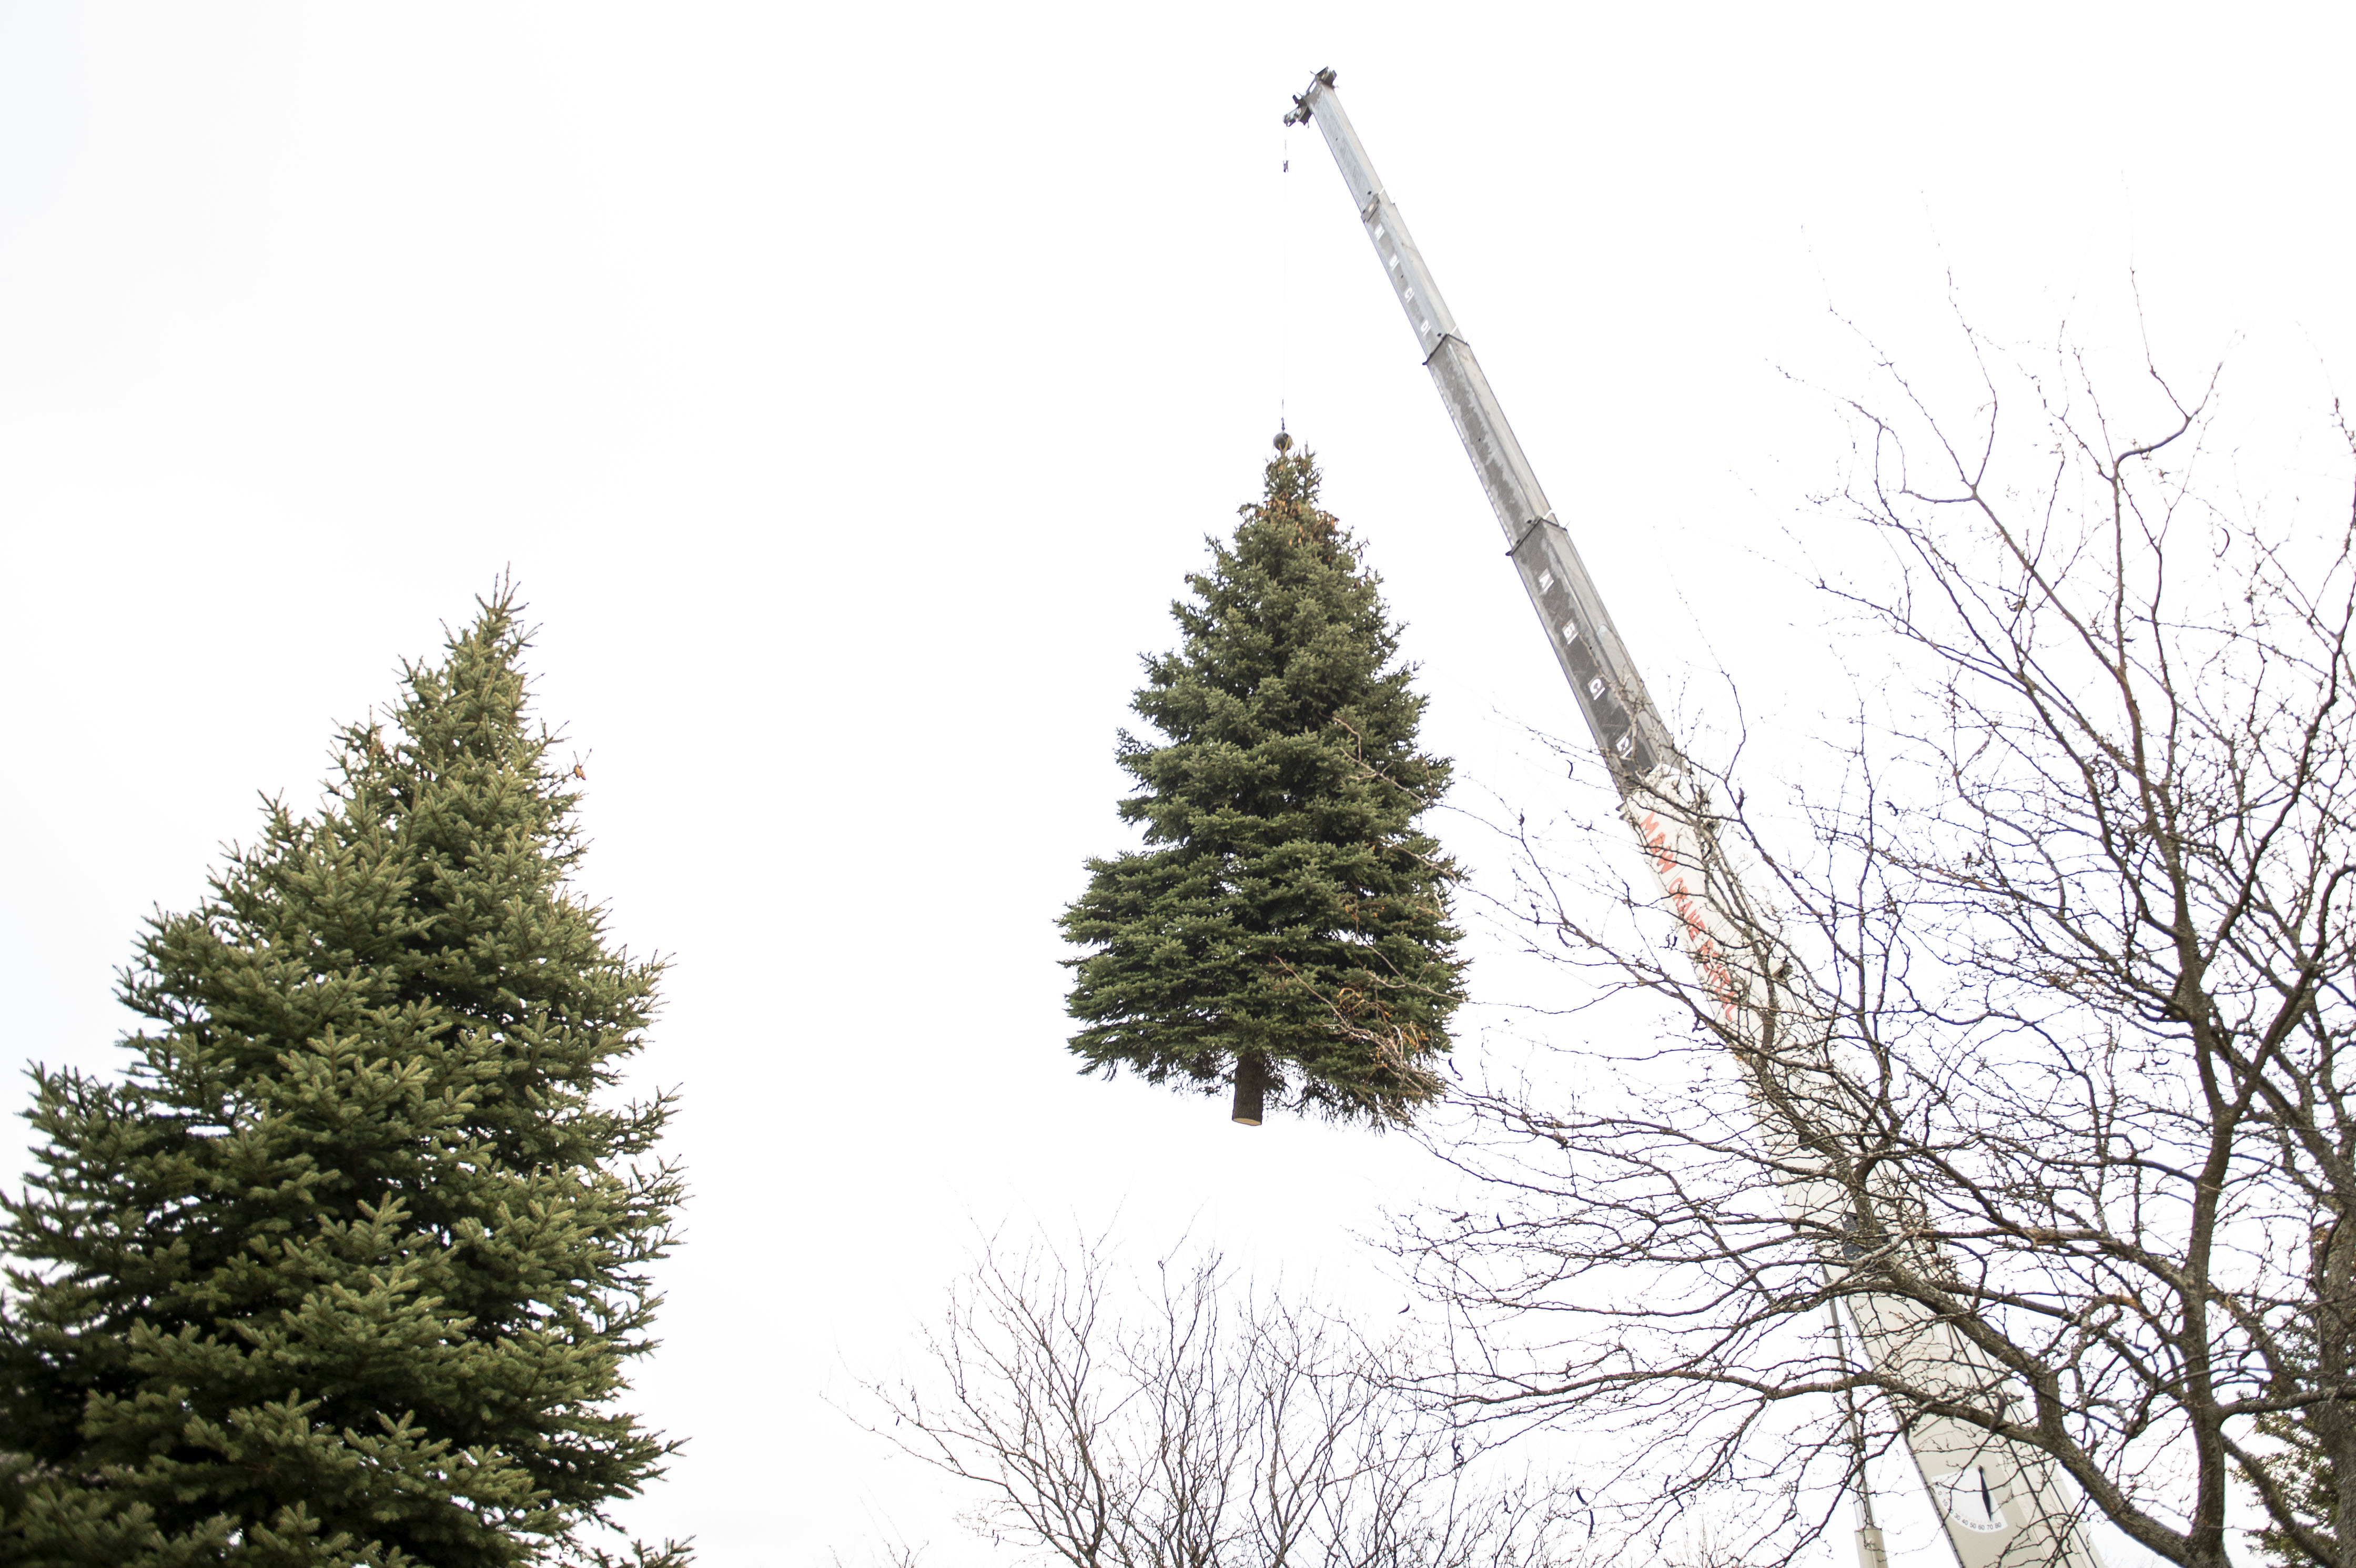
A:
1281;76;1670;787
1283;68;2105;1568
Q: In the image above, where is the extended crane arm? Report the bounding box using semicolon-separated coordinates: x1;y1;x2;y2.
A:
1286;70;1669;786
1285;67;2106;1568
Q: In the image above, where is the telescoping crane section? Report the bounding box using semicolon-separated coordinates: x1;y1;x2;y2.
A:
1282;68;2106;1568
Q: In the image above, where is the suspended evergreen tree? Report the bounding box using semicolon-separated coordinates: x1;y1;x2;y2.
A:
1061;440;1466;1127
0;591;687;1568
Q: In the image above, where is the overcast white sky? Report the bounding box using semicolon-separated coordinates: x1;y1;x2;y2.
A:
2;5;2350;1565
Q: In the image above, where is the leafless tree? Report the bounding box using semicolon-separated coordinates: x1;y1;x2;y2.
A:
1392;328;2356;1568
853;1237;1587;1568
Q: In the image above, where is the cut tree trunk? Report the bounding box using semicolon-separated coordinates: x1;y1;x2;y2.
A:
1231;1053;1269;1127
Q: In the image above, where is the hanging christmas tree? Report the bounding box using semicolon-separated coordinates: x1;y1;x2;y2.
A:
0;591;686;1568
1061;439;1466;1128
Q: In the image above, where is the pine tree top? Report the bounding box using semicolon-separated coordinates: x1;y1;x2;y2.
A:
1256;446;1336;546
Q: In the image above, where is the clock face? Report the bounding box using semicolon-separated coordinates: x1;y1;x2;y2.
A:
1936;1466;2009;1534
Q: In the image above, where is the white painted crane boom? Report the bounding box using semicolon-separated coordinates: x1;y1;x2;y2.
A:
1283;67;2104;1568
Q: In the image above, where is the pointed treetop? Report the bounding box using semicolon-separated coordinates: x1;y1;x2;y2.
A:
1250;442;1337;551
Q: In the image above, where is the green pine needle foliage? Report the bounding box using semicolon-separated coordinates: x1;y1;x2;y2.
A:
2250;1399;2340;1565
0;592;689;1568
1060;447;1468;1127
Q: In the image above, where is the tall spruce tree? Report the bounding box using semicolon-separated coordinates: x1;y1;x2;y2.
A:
0;593;686;1568
1061;443;1466;1127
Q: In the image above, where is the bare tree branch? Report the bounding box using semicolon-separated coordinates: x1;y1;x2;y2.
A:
850;1236;1591;1568
1399;329;2356;1568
